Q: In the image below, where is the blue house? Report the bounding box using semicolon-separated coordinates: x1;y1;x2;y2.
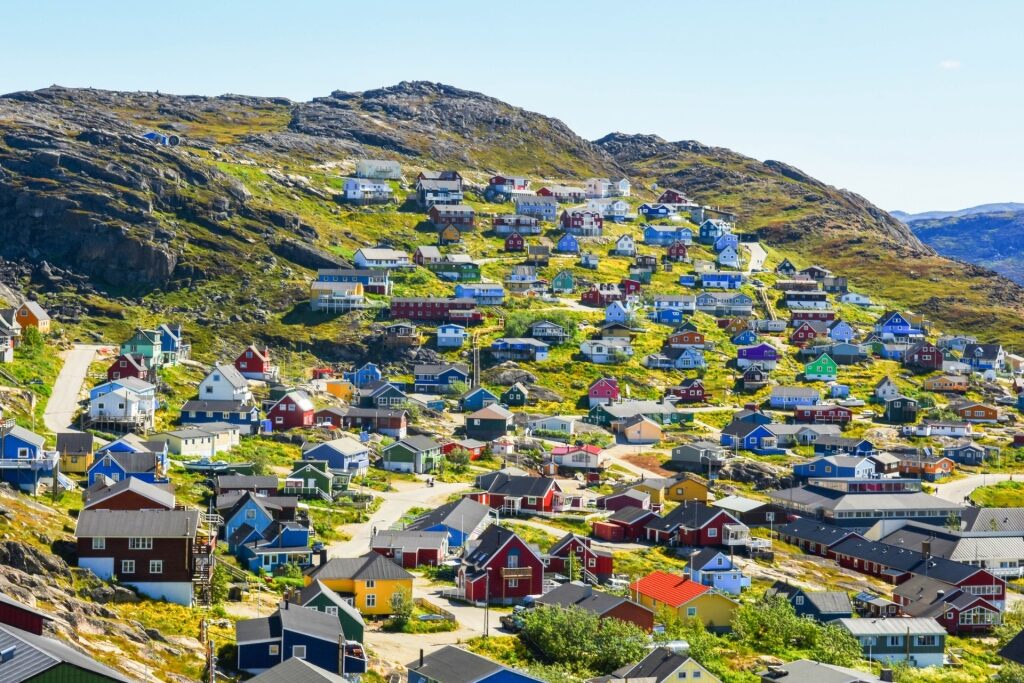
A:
343;362;383;388
413;363;470;393
88;436;169;486
714;233;739;252
0;425;57;492
769;386;820;409
407;497;493;548
157;323;189;365
460;387;500;412
437;324;469;348
766;582;852;623
409;645;541;683
828;320;856;343
793;455;876;480
605;301;630;324
701;271;743;289
674;347;706;369
180;399;261;435
556;233;580;254
455;283;505;306
303;436;370;475
678;274;697;288
223;492;279;550
236;606;364;676
698;219;730;244
720;422;777;450
238;522;312;573
688;548;750;595
813;437;874;456
653;308;687;324
874;311;923;339
732;329;758;346
830;383;850;399
643;224;692;246
637;204;674;219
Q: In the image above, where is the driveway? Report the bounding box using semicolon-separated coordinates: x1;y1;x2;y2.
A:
744;242;767;274
43;344;105;434
326;479;471;557
932;473;1016;504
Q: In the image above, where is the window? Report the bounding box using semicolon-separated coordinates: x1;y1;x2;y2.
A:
268;644;279;656
292;645;306;659
795;596;804;606
588;558;596;568
365;594;376;608
677;673;687;680
686;607;697;617
706;528;717;538
508;579;519;588
205;386;213;394
149;560;163;574
128;537;153;550
246;508;256;520
121;560;135;574
692;673;701;680
917;635;938;646
326;606;338;616
17;448;29;459
507;552;520;568
887;636;902;647
365;580;376;588
92;537;105;550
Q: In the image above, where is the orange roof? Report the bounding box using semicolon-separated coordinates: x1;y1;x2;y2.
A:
629;571;709;607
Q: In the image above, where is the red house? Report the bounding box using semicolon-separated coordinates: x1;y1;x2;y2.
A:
667;241;689;261
580;284;622;307
0;593;53;635
82;477;176;512
619;278;642;296
370;530;448;568
657;189;690;204
235;345;272;380
504;232;525;252
546;533;614;583
267;390;315;430
595;506;658;542
789;321;828;345
107;354;149;382
429;203;475;230
665;378;706;404
389;297;482;324
559;209;603;232
442;439;486;460
790;309;836;324
904;342;944;372
643;502;745;546
666;330;705;348
597;488;650;512
795;404;852;425
457;525;545;604
470;471;562;514
588;377;620;407
534;583;654;632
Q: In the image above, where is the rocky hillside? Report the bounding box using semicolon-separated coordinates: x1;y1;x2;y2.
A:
903;208;1024;285
2;82;1024;348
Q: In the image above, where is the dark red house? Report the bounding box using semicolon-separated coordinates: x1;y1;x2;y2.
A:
588;377;620;407
559;209;602;231
580;285;622;307
790;309;836;323
235;345;272;379
370;530;447;568
904;342;944;372
389;297;482;324
267;390;315;430
82;477;176;512
0;592;53;635
504;232;525;252
107;354;149;382
657;188;690;204
597;487;650;512
795;404;853;425
619;278;642;297
643;502;744;546
546;533;614;583
666;378;706;404
667;241;689;261
789;321;827;345
595;506;658;542
457;525;545;604
470;471;562;514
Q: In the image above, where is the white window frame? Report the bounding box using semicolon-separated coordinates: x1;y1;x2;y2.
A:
128;537;153;550
292;645;306;659
365;594;376;608
149;559;163;574
268;644;279;656
92;537;105;550
121;560;135;574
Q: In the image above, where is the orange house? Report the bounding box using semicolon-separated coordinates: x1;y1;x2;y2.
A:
16;301;51;334
956;403;1000;424
924;375;968;394
897;455;955;481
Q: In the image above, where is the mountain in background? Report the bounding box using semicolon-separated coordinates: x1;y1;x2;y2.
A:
2;81;1024;350
899;204;1024;285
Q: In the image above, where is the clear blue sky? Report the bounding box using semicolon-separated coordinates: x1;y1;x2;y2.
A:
3;1;1021;213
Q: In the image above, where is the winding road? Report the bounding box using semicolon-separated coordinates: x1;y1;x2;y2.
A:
933;472;1017;504
43;344;105;434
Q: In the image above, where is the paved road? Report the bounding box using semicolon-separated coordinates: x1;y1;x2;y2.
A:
744;242;767;274
43;344;105;434
933;473;1017;504
326;479;471;557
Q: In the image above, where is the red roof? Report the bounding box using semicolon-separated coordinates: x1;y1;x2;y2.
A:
550;444;602;456
630;571;709;607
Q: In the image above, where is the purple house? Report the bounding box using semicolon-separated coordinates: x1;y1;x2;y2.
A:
736;342;779;370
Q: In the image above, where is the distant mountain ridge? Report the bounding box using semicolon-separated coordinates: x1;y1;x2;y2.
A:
905;204;1024;285
893;203;1024;223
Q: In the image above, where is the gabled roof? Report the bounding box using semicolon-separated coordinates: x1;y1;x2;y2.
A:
756;659;882;683
371;529;449;551
75;509;199;539
216;474;279;490
272;390;314;412
688;547;730;571
464;524;543;570
83;477;176;510
208;362;249;390
629;571;710;607
408;646;541;683
535;582;639;618
476;472;558;498
247;657;349;683
408;497;492;534
468;404;513;421
0;623;134;682
645;501;733;533
765;581;852;615
91;450;161;476
388;435;441;453
303;435;368;457
307;552;413;582
4;425;45;448
294;580;366;629
608;506;657;524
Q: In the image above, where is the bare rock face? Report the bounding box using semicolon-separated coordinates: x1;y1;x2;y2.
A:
482;361;537;386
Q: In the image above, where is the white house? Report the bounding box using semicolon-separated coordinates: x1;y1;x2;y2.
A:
353;248;412;269
551;444;605;469
586;198;631;220
149;428;219;458
903;421;973;438
343;178;392;203
839;292;873;306
612;234;636;257
437;324;468;348
580;339;633;364
612;177;631;197
605;301;631;325
585;177;613;198
717;245;740;268
874;376;900;402
527;415;579;435
198;363;252;403
88;387;155;431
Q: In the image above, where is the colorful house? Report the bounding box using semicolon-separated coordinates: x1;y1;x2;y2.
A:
267;391;315;430
804;353;839;381
687;549;750;595
456;525;545;604
381;436;443;474
306;552;414;616
630;571;738;632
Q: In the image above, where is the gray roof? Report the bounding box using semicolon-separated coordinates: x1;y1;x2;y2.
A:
237;605;343;646
837;617;945;636
75;509;199;539
20;301;50;321
83;477;176;510
55;431;93;454
248;658;349;683
210;362;249;389
392;435;441;453
217;474;279;489
535;582;643;619
408;646;540;683
308;552;413;582
6;425;45;448
0;623;135;682
303;436;368;457
771;386;820;398
615;647;702;683
408;497;492;534
757;659;881;683
371;529;448;550
960;507;1024;532
295;581;365;629
181;399;254;413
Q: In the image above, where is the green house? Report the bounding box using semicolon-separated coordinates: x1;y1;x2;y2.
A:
284;460;333;499
425;260;481;282
120;329;163;369
804;353;839;382
501;382;529;407
293;579;366;642
628;267;652;284
382;435;443;473
551;269;575;294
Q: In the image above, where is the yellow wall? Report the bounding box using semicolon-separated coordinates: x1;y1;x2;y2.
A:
664;478;710;503
636;592;736;631
633;482;664;505
672;659;721;683
312;576;413;616
325;380;356;402
60;452;91;474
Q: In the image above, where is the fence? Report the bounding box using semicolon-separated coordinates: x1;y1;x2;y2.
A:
414;597;456;621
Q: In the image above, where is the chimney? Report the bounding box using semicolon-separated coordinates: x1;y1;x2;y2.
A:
320;548;328;566
921;539;931;559
936;589;945;599
419;649;424;668
879;669;894;682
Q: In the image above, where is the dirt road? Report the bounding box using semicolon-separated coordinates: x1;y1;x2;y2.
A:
43;344;105;433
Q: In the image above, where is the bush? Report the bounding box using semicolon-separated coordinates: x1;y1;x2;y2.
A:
389;586;414;626
520;605;648;675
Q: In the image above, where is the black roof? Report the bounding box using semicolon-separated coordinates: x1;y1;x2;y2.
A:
644;501;730;533
608;506;656;524
0;623;135;682
55;430;94;454
616;647;695;683
408;646;534;683
775;517;861;547
1000;629;1024;666
476;472;556;498
247;658;348;683
307;552;413;582
829;537;985;584
534;582;635;617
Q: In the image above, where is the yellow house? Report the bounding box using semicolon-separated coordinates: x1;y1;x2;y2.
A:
630;571;737;632
325;379;356;402
617;647;721;683
663;473;711;504
56;431;94;475
632;478;669;506
923;374;968;393
305;552;413;616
